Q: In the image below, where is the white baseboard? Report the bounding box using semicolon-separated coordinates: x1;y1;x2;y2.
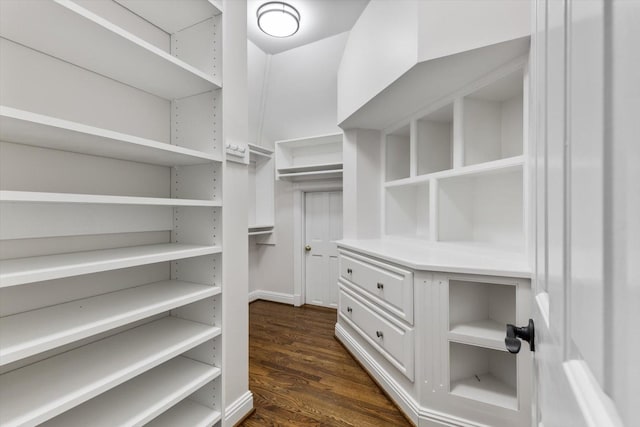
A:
335;323;479;427
248;290;295;305
224;390;253;427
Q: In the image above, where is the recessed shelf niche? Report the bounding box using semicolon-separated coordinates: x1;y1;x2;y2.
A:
385;124;410;182
462;69;523;166
385;182;429;239
417;104;453;175
449;342;517;409
448;280;515;348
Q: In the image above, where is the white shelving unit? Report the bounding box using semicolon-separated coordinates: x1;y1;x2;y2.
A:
447;280;515;350
417;104;453;176
248;143;275;238
382;62;527;254
0;0;229;425
385;124;410;182
275;133;343;181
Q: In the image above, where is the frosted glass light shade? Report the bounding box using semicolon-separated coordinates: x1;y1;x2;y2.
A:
257;2;300;38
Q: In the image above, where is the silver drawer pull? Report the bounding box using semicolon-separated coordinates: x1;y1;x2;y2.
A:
347;306;352;313
377;282;384;290
376;330;383;338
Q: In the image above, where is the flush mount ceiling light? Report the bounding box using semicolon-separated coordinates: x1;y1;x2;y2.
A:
257;2;300;38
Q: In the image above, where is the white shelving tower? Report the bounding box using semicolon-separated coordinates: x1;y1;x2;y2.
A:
0;0;233;425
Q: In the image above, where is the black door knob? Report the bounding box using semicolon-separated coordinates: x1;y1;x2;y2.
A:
505;319;535;353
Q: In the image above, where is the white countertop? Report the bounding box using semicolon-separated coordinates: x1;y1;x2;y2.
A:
336;239;531;278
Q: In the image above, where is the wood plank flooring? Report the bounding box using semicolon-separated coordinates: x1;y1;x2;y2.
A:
240;300;412;426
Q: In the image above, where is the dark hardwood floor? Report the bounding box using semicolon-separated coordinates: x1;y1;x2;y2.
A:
240;300;412;426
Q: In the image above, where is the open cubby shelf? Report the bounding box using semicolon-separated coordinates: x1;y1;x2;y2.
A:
385;124;410;182
449;342;517;410
382;66;527;253
417;104;453;175
462;69;524;166
437;167;524;249
385;182;430;240
448;279;515;349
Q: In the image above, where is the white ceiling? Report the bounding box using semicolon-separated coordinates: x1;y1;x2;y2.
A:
247;0;369;54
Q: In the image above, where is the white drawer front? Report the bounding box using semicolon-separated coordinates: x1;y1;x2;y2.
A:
339;286;414;381
340;251;414;324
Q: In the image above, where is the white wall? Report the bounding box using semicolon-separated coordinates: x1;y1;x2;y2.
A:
248;32;348;298
417;1;530;62
337;0;418;125
338;0;530;126
247;40;267;145
261;32;348;144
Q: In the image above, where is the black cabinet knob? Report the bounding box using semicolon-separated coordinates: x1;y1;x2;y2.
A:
505;319;535;353
347;268;352;274
347;306;352;313
377;282;384;290
376;330;383;338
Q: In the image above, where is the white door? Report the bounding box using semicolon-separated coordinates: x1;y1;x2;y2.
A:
304;191;342;308
532;1;638;426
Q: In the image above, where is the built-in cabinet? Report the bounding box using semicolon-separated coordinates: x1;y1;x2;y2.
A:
0;1;239;425
336;246;531;427
337;58;532;426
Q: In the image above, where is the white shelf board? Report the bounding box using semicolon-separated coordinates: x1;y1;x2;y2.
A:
278;162;343;174
0;280;220;366
450;372;517;410
248;143;273;158
43;356;220;427
0;191;220;207
147;398;222;427
275;132;342;148
278;169;343;182
0;243;221;288
249;224;274;230
384;156;524;188
449;319;507;351
0;1;220;100
0;316;220;427
114;0;221;34
0;106;219;166
249;230;273;236
432;155;523;180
